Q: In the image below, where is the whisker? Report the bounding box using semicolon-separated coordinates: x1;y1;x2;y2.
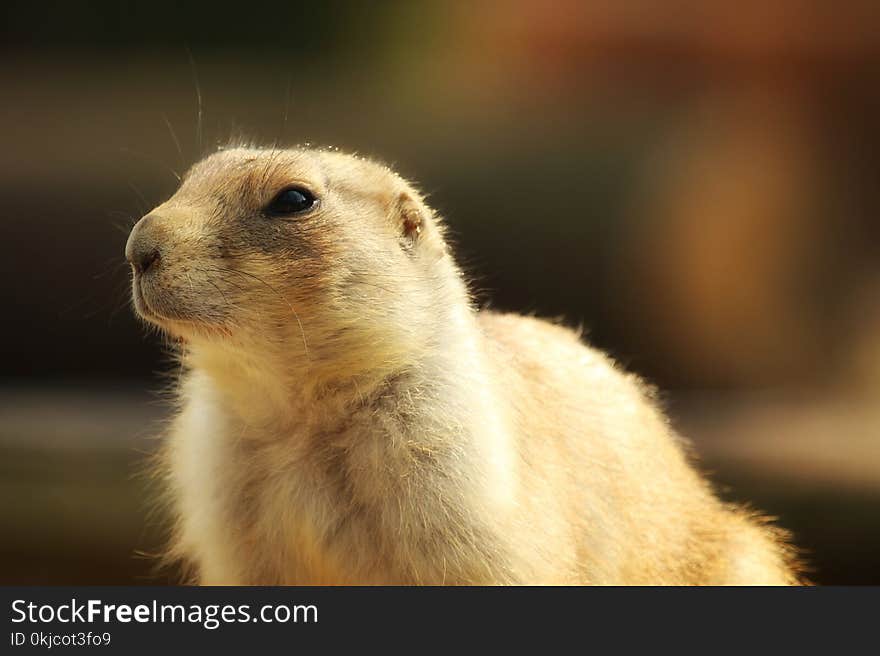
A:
93;257;129;280
204;277;237;313
128;181;150;215
208;264;311;361
273;76;292;149
186;46;204;157
110;221;133;237
120;147;181;183
162;112;186;173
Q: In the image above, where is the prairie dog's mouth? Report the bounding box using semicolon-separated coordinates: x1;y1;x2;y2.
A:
131;276;155;318
132;274;180;326
132;272;229;341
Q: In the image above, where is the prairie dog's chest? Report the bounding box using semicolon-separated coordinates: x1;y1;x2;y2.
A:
170;396;363;584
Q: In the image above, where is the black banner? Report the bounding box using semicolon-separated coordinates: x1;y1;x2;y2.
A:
1;586;875;653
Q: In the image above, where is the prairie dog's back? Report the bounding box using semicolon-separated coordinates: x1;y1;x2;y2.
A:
478;312;799;584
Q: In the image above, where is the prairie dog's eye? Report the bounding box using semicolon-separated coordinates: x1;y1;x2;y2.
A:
266;187;317;216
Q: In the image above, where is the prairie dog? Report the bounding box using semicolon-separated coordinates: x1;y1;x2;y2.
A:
125;146;801;585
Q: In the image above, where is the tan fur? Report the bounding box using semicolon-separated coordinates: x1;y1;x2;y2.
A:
126;146;802;585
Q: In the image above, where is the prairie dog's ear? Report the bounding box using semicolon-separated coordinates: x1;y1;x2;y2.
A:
395;191;425;250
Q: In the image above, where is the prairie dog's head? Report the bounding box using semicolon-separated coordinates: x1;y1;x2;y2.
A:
125;147;463;379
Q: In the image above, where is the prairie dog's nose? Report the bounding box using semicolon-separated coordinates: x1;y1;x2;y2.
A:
125;213;162;274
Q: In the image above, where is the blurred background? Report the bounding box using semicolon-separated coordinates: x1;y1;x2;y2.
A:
1;0;878;584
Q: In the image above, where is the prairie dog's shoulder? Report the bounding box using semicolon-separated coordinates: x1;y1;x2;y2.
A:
476;310;637;395
475;309;672;460
477;310;585;348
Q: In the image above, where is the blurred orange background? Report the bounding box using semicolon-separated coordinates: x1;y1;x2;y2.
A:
1;0;878;584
